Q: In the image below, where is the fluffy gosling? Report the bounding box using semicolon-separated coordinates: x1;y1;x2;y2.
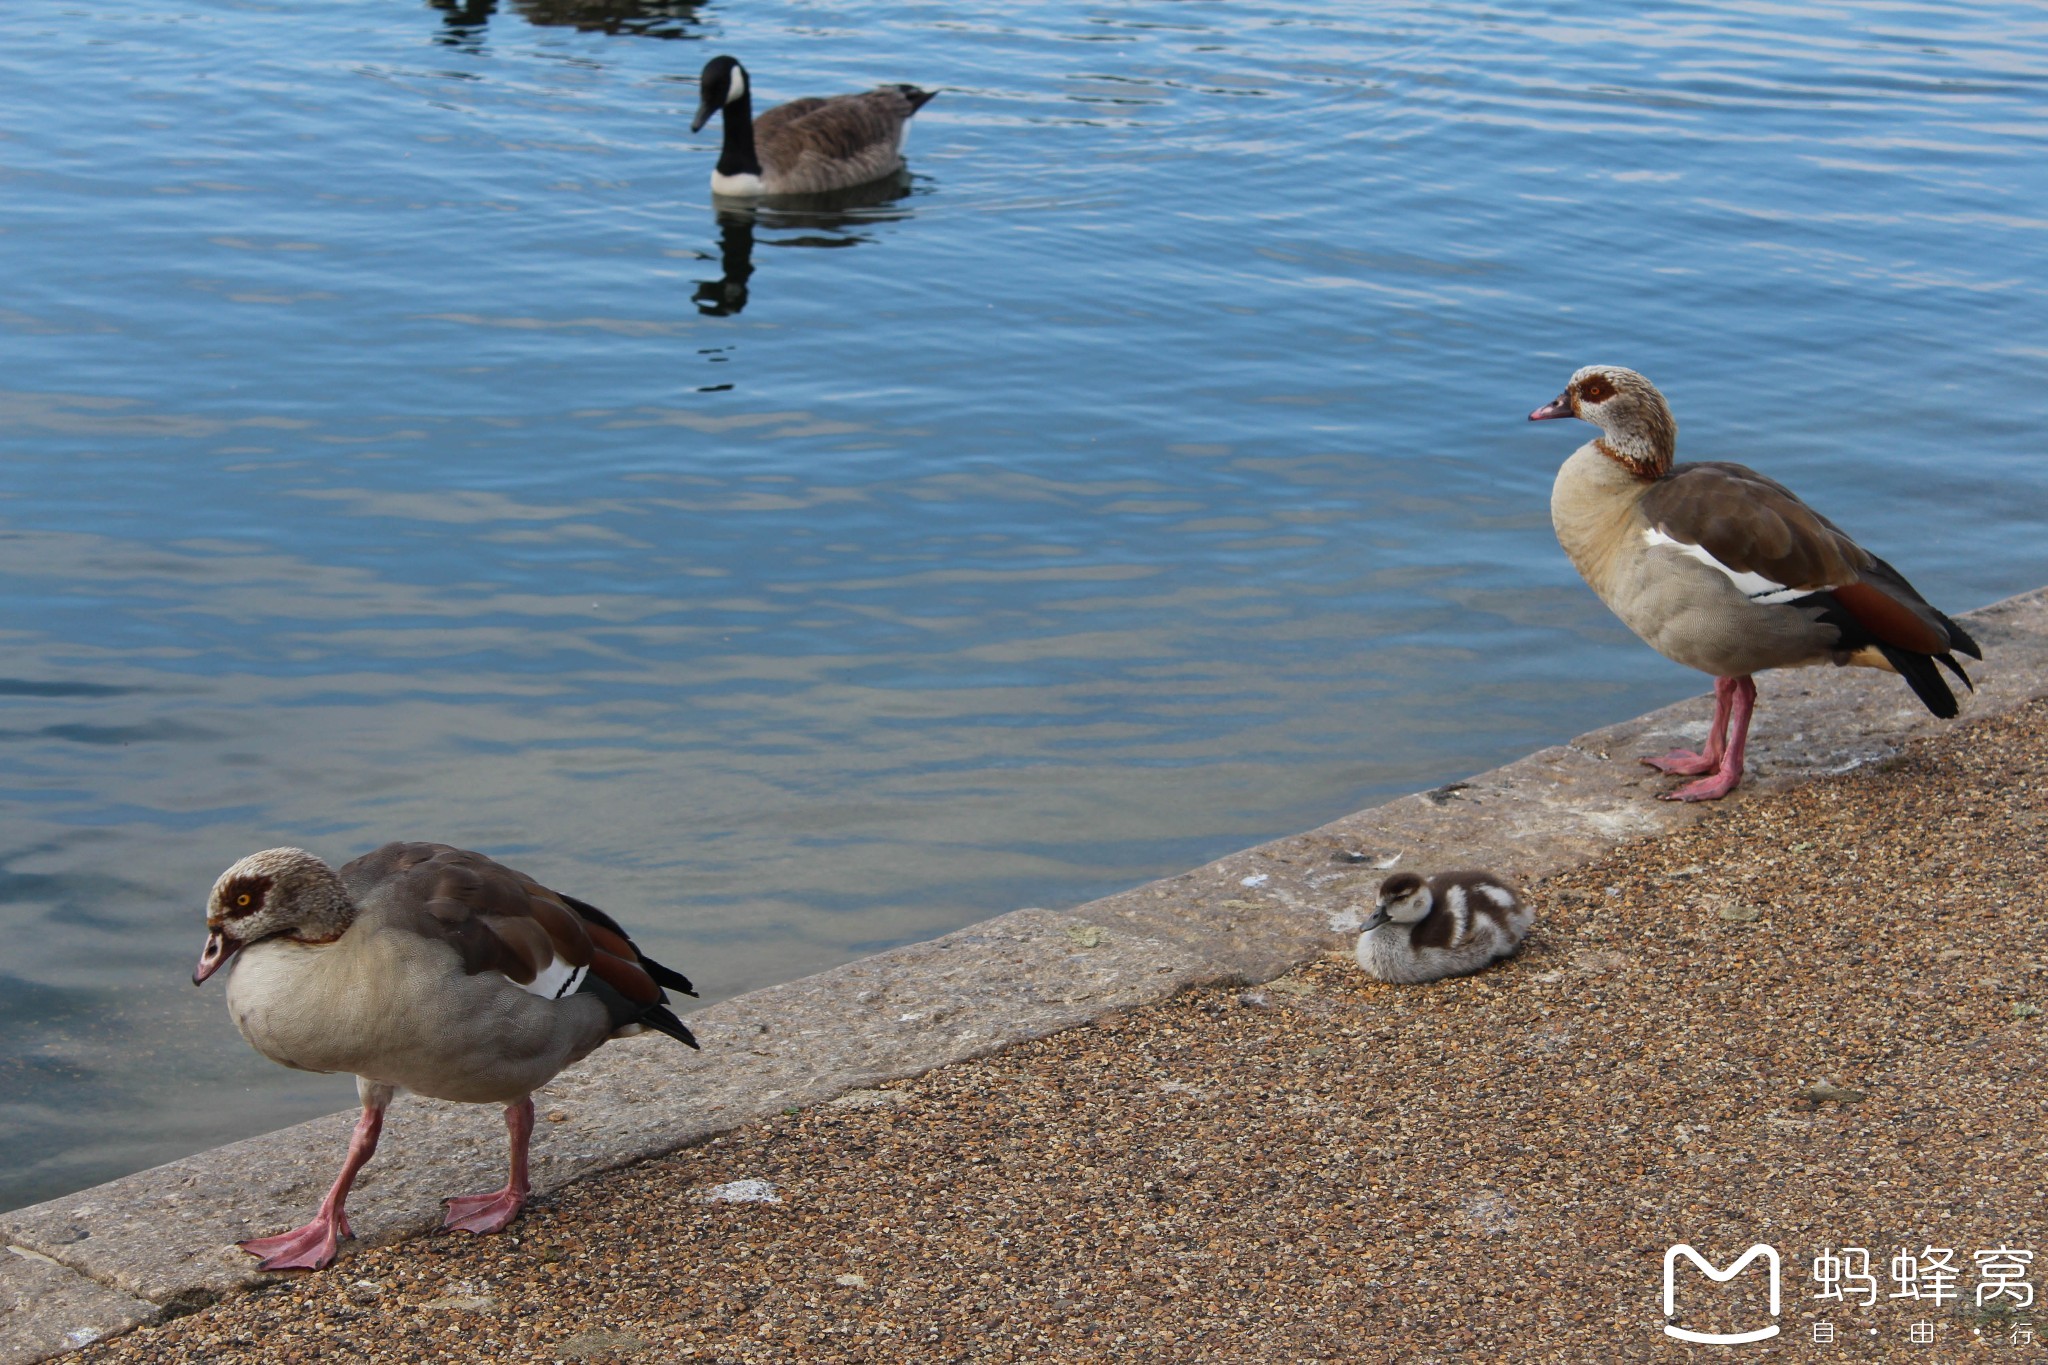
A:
1355;870;1532;984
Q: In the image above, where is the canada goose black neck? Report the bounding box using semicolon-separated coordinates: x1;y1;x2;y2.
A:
716;88;761;178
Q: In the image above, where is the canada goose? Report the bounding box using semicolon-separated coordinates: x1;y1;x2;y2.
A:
193;841;698;1270
689;54;935;197
1355;870;1532;984
1531;365;1980;801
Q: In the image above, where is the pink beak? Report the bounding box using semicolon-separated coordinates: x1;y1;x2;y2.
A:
1528;392;1574;422
193;929;239;985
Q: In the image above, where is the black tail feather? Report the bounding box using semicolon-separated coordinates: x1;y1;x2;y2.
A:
642;1003;701;1050
1878;642;1962;719
1804;578;1980;718
559;891;630;937
579;968;701;1048
896;84;938;115
1937;610;1983;661
646;958;698;998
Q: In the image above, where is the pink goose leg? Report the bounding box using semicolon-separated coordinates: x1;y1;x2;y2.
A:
1660;676;1757;802
442;1096;535;1234
1641;675;1740;777
239;1083;392;1271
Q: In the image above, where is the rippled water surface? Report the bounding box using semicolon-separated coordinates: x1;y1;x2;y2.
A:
3;0;2045;1207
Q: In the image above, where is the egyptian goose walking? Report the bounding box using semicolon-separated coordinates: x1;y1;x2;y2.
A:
1530;365;1980;801
1355;870;1533;984
689;55;936;198
192;842;698;1271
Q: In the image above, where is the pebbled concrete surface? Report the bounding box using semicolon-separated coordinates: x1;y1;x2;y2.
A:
4;585;2044;1361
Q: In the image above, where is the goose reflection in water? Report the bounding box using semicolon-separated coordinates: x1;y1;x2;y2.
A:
693;172;921;317
428;0;705;44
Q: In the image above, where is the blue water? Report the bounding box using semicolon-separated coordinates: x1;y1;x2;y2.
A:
2;0;2044;1209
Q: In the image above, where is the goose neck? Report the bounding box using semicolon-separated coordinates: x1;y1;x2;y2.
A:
717;92;761;177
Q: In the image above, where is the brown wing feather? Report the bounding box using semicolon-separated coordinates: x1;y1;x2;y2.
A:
339;843;528;979
1639;462;1867;592
755;88;919;192
338;842;696;1046
1642;462;1970;661
752;95;832;139
342;843;610;984
517;886;598;968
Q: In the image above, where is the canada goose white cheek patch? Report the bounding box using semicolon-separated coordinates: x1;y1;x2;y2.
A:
726;67;747;102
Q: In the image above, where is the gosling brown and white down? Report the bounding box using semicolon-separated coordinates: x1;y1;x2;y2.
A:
1355;870;1532;984
689;55;936;197
193;842;698;1271
1531;364;1980;801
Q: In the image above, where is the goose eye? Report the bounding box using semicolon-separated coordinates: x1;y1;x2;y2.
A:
236;893;251;907
1579;377;1613;402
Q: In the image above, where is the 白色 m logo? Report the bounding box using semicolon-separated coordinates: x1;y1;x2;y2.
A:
1663;1243;1782;1344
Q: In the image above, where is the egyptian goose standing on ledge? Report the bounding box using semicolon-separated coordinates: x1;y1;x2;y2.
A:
1530;365;1980;801
689;55;936;198
193;842;698;1271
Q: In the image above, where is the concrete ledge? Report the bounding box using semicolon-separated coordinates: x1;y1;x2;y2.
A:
0;1249;154;1365
5;585;2045;1361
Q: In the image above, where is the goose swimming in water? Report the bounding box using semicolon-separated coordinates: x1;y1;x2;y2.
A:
689;55;936;198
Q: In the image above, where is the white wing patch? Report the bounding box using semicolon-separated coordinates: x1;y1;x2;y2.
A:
1480;884;1517;910
519;957;588;1001
1641;526;1827;605
1445;884;1471;945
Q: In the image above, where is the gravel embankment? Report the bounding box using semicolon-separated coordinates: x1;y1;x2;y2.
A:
81;700;2048;1363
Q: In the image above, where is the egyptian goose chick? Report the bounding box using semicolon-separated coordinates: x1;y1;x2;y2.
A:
192;842;698;1271
689;55;936;197
1355;870;1532;984
1531;365;1981;801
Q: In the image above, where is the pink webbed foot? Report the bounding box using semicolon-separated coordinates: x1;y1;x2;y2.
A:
239;1081;390;1271
1640;748;1719;776
441;1186;528;1235
1659;769;1743;802
441;1096;536;1235
238;1211;352;1271
1648;676;1755;801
